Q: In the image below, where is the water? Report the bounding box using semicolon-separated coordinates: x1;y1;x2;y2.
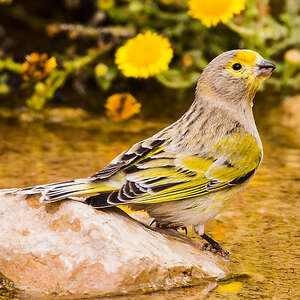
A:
0;96;299;299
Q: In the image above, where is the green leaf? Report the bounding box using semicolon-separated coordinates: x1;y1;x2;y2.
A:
156;69;200;89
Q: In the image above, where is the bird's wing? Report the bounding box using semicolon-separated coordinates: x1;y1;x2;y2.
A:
87;133;262;207
90;139;167;180
39;139;167;202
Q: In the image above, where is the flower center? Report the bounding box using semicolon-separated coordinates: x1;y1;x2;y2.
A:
126;38;162;67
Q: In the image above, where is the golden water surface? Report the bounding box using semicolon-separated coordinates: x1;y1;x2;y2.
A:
0;97;299;299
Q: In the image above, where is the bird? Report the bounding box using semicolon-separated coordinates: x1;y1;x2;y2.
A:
1;49;275;256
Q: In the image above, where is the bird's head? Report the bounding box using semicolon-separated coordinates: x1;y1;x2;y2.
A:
197;49;275;106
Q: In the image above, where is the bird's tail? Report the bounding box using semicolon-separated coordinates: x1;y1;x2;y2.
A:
0;178;116;203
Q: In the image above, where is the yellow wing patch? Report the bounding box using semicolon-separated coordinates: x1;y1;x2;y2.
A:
129;134;262;204
179;155;214;172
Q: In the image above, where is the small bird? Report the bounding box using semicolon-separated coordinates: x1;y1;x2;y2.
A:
2;49;275;256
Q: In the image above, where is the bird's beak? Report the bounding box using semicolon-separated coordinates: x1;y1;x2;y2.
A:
257;59;276;77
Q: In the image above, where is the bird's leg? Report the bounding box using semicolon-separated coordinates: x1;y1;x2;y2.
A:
193;224;230;257
200;233;230;256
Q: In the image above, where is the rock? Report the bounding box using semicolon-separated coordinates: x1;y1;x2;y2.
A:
282;95;300;133
0;194;228;298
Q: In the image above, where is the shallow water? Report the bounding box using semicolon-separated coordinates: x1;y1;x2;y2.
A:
0;97;299;299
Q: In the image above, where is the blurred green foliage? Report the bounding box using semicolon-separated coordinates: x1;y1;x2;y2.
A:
0;0;299;112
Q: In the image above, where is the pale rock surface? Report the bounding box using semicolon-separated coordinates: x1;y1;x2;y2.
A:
0;194;228;298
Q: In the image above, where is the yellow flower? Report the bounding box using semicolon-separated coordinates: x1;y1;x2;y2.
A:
115;31;173;78
22;53;57;82
44;57;57;74
188;0;246;27
105;93;141;122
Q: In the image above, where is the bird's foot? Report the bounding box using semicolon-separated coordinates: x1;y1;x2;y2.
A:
202;241;230;258
149;219;157;227
180;226;188;235
150;220;188;235
200;233;230;258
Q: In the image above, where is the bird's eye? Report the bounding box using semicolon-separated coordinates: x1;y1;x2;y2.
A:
232;63;242;70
